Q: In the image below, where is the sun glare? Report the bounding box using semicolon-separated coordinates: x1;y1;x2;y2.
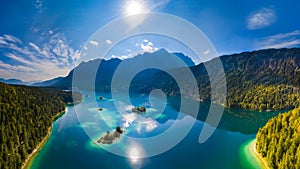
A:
128;144;144;165
125;0;149;16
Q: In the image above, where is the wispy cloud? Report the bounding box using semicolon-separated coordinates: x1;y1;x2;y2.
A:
149;0;171;11
247;8;276;30
106;39;112;45
257;30;300;49
0;32;80;81
33;0;43;9
89;40;99;46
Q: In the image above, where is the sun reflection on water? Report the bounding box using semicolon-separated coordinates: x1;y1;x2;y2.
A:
128;143;144;168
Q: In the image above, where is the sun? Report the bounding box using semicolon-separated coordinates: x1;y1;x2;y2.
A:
124;0;149;16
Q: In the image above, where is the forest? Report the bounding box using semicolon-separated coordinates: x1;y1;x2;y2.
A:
256;107;300;169
0;83;81;169
233;84;300;111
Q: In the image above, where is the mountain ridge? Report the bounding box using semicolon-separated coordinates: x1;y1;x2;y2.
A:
51;47;300;111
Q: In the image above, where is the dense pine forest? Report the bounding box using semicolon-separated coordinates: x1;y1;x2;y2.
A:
256;107;300;169
0;83;81;169
236;85;300;111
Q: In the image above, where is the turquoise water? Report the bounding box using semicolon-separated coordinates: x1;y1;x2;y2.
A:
29;93;278;169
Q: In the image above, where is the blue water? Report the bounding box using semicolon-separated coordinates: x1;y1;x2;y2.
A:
29;92;278;169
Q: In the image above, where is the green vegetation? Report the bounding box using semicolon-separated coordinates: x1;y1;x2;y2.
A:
231;85;300;111
0;83;81;169
221;48;300;111
256;107;300;169
151;48;300;111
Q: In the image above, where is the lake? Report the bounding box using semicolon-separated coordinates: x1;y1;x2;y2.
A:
28;92;279;169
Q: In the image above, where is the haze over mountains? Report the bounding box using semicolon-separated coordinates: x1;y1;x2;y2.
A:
0;78;25;85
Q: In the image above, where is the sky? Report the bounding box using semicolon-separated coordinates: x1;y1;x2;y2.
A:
0;0;300;82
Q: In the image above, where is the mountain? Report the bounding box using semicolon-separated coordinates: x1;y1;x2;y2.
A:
31;77;64;87
52;49;195;90
52;58;122;90
52;47;300;111
0;78;25;85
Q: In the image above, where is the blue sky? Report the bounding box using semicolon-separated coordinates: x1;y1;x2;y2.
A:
0;0;300;82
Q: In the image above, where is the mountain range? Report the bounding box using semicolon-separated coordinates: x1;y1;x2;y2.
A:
0;78;25;85
35;47;300;111
48;48;300;110
31;77;64;87
52;49;195;90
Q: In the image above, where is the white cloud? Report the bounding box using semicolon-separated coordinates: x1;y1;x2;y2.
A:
247;8;276;30
0;39;8;45
106;39;112;44
111;54;129;60
89;40;99;46
2;34;22;44
0;60;35;72
262;40;300;49
33;0;43;9
0;32;80;82
257;30;300;49
29;42;42;53
149;0;171;10
110;39;159;60
203;49;210;55
141;41;157;53
4;53;33;65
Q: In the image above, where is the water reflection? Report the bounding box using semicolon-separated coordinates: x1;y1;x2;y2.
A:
128;143;144;168
168;96;282;134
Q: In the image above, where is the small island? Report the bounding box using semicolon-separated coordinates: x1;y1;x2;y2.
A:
98;108;103;111
97;127;124;144
131;106;146;114
99;96;104;100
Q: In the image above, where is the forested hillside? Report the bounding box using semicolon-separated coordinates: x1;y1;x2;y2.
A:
155;48;300;111
238;85;300;111
0;83;81;169
256;107;300;168
222;48;300;110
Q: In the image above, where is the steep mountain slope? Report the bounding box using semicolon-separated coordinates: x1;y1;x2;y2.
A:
156;48;300;110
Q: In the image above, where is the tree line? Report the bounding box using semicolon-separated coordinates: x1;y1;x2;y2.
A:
256;107;300;168
0;83;81;169
229;84;300;111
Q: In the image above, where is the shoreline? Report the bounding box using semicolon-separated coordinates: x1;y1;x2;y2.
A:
21;110;66;169
250;139;270;169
